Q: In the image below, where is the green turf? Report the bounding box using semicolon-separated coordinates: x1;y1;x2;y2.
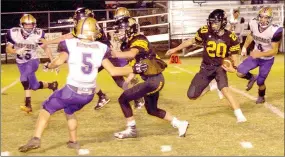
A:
1;55;284;156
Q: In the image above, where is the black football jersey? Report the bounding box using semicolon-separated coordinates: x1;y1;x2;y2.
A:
195;25;240;66
121;34;157;61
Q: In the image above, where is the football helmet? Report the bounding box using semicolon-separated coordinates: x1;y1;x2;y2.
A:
114;17;138;41
207;9;227;34
257;7;273;28
73;17;101;41
114;7;130;22
73;7;94;26
19;14;37;36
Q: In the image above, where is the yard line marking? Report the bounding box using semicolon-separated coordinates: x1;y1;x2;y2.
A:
173;66;194;74
229;87;284;119
1;78;20;93
173;66;284;119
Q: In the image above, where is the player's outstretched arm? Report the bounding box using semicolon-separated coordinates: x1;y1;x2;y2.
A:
42;44;53;61
166;38;196;56
44;52;68;69
40;33;74;47
111;48;139;59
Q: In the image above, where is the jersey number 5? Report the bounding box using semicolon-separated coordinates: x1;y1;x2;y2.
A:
81;53;93;74
206;41;227;58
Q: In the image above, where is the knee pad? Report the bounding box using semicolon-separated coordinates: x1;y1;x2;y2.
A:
30;82;41;90
257;76;265;86
118;94;128;105
21;81;30;90
187;88;198;100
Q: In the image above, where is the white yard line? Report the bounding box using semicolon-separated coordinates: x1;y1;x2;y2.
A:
173;66;284;119
173;66;194;74
1;79;20;93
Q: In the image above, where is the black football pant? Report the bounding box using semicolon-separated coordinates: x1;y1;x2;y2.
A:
118;74;166;119
187;65;228;99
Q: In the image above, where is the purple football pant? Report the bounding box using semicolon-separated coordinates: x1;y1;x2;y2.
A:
42;85;94;115
237;56;274;86
17;59;41;90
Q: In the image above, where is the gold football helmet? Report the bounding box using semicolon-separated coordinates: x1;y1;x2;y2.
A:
114;7;130;21
258;7;273;28
19;14;37;35
74;17;100;41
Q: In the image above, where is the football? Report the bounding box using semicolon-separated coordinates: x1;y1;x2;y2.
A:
222;58;234;68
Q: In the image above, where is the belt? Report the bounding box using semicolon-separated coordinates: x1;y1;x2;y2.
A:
67;85;95;95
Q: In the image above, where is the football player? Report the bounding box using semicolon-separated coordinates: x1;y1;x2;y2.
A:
111;17;189;139
237;7;283;104
112;7;145;109
166;9;247;123
5;14;58;113
18;17;147;152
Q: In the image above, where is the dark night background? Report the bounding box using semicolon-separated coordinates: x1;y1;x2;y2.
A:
1;0;106;12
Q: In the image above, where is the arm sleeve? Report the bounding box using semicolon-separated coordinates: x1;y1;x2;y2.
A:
40;30;45;39
57;41;69;54
229;32;241;55
271;27;283;42
194;27;204;44
6;30;15;45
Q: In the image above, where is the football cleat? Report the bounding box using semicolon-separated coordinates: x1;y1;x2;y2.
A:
20;105;32;113
94;95;110;110
237;116;247;123
18;137;41;152
134;98;145;109
66;141;81;149
256;96;265;104
176;121;189;137
114;126;137;139
246;75;257;91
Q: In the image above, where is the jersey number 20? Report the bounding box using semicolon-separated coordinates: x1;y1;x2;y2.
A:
81;53;93;74
206;41;227;58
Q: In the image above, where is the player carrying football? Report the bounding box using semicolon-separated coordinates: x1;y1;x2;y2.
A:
167;9;247;123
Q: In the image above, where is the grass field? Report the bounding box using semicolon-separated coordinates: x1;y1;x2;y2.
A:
1;55;284;156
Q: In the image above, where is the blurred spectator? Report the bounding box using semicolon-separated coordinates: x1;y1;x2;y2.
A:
227;8;245;45
251;0;264;4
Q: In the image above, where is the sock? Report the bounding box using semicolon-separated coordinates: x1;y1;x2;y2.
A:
38;81;44;89
47;82;54;89
171;117;180;127
25;97;31;107
97;90;105;98
127;120;136;127
242;72;253;80
258;88;266;97
234;109;245;119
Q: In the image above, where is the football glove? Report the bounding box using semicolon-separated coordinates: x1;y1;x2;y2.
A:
16;47;28;55
132;62;148;74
